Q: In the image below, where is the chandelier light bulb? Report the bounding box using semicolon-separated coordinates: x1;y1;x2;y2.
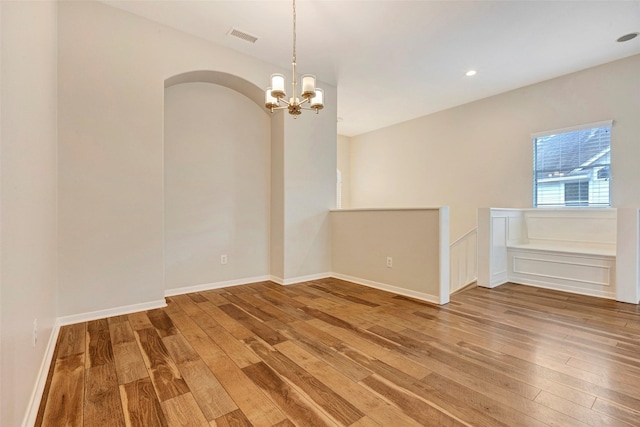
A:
265;88;278;109
270;74;286;98
301;74;316;98
311;88;324;112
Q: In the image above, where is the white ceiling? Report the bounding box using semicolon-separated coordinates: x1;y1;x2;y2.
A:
101;0;640;136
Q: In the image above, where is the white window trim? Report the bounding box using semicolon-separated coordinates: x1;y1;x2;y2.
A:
531;120;613;139
532;120;613;208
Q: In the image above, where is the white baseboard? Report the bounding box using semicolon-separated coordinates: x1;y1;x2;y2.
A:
270;272;332;286
165;275;272;297
22;297;169;425
21;321;61;427
283;272;332;285
330;273;441;305
510;279;616;300
57;299;167;326
490;271;508;288
450;278;478;294
269;275;284;285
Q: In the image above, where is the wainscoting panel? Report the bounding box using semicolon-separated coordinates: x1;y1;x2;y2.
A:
509;248;616;299
450;228;477;293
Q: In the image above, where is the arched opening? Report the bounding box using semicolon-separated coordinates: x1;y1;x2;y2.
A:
163;71;271;292
165;70;267;110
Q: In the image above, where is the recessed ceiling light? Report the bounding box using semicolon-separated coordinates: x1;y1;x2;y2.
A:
465;70;477;77
617;32;639;43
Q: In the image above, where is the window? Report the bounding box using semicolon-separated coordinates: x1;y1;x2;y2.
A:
564;182;589;206
533;121;612;207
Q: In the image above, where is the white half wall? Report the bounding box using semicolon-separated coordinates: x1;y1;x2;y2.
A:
477;208;522;288
1;1;58;425
616;208;640;304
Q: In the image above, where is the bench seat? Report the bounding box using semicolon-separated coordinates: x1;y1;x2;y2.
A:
479;208;618;300
508;242;616;258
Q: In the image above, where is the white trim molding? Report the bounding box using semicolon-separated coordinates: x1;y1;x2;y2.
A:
331;273;440;305
508;249;616;299
438;206;450;304
165;275;272;297
450;227;478;294
21;322;61;427
269;275;285;285
271;272;332;286
57;299;167;326
531;119;613;139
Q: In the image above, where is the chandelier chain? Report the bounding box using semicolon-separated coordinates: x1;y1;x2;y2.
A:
292;0;297;64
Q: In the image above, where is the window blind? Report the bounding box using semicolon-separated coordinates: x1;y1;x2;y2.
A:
533;123;611;207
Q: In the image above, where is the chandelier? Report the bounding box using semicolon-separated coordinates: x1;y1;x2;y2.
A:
265;0;324;116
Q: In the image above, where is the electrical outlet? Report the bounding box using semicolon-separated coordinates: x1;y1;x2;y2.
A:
221;254;228;265
32;319;38;347
386;257;393;268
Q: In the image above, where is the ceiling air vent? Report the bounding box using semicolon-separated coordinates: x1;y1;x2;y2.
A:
228;28;258;44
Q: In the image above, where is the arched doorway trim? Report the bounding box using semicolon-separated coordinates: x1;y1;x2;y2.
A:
165;70;267;113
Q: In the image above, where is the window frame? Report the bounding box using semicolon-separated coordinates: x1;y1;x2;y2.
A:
532;120;613;208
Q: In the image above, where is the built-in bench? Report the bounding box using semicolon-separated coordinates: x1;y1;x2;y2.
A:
478;208;618;299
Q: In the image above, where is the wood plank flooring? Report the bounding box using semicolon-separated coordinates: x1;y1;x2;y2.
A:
36;279;640;426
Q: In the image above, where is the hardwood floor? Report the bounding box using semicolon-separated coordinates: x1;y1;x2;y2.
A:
36;279;640;426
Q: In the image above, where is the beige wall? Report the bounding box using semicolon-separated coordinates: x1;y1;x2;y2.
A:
0;1;335;422
270;114;285;279
349;54;640;240
282;111;337;281
57;1;337;314
164;82;270;290
1;1;58;425
331;209;446;302
337;134;351;208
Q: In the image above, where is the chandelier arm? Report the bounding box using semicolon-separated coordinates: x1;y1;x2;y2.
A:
299;106;321;115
